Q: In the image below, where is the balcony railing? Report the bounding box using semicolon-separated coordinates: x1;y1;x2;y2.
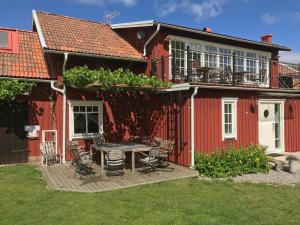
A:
150;48;300;90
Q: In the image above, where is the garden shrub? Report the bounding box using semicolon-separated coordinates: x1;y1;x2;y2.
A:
195;145;270;178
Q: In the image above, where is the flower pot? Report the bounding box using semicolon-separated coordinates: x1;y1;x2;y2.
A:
289;160;298;173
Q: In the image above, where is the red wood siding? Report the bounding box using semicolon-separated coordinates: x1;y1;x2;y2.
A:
28;84;56;157
194;91;258;153
285;99;300;152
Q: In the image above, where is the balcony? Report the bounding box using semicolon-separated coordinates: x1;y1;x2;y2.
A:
150;48;300;90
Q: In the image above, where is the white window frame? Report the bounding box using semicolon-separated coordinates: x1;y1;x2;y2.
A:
168;35;271;80
221;98;238;140
68;100;103;140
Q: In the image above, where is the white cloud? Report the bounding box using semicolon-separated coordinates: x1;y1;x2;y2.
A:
74;0;137;7
155;0;226;21
262;12;300;25
289;12;300;23
261;13;280;25
154;0;178;17
280;51;300;64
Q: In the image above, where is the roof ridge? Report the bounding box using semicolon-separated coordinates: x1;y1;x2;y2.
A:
35;10;107;27
0;27;36;33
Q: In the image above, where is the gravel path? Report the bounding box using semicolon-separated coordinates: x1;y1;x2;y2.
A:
232;169;300;185
198;168;300;186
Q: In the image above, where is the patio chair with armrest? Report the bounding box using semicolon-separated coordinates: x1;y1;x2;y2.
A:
69;140;93;162
105;150;126;177
137;145;160;174
158;140;175;168
69;142;95;178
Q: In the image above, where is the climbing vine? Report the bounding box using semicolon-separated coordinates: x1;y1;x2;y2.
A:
0;80;36;102
63;66;171;91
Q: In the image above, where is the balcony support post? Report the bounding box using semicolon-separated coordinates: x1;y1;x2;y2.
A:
172;55;176;82
232;52;236;86
187;46;191;82
161;56;165;81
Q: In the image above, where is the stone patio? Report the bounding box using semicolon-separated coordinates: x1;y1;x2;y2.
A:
39;163;198;192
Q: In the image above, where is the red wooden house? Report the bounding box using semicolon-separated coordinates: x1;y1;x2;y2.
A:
0;11;300;167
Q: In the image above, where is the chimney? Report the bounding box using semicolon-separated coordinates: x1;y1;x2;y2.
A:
203;27;212;33
261;34;272;43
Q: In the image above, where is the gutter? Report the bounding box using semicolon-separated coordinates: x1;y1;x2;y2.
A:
50;52;68;163
143;23;160;56
0;76;55;83
43;49;147;63
190;87;198;168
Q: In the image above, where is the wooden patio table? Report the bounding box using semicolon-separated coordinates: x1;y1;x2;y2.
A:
90;142;152;173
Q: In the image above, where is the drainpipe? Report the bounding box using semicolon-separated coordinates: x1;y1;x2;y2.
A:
143;23;160;56
50;52;68;163
190;87;199;168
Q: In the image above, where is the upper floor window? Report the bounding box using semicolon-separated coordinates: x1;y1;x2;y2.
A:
171;40;185;76
188;43;202;74
0;31;9;49
246;52;257;79
204;45;217;68
259;55;268;70
233;50;244;72
219;48;231;69
0;30;18;53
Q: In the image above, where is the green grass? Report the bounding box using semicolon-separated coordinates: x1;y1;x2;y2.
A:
0;165;300;225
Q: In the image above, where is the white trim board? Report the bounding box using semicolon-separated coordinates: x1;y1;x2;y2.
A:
32;10;47;48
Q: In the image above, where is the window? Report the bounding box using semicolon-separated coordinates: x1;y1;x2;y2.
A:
259;55;268;71
188;43;202;74
233;50;244;72
204;45;217;67
69;101;103;139
222;98;237;140
219;48;232;69
259;55;268;83
0;31;9;49
246;52;257;81
171;40;185;76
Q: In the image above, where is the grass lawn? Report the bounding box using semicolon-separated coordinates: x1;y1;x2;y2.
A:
0;165;300;225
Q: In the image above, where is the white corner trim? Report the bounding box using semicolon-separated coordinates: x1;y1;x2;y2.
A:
32;10;47;48
68;100;103;141
221;98;238;141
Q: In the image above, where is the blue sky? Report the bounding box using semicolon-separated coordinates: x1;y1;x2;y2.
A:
1;0;300;63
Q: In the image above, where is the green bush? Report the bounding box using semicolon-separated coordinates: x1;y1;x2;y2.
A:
195;145;270;178
0;80;36;102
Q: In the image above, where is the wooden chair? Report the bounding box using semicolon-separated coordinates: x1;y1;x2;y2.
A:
105;150;126;177
40;142;57;167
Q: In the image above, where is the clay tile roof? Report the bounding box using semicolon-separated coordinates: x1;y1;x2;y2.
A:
36;11;145;61
0;30;50;79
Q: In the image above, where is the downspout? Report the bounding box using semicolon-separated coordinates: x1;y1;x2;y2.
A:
190;87;199;168
143;23;160;56
50;52;68;163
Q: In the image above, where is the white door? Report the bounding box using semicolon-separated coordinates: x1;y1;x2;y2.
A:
258;102;284;154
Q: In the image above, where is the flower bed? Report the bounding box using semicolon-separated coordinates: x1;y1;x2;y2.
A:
195;145;270;178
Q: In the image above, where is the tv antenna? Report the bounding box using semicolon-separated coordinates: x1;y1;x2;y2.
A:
104;11;119;25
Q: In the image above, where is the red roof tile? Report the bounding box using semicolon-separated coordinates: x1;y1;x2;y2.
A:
0;29;50;79
36;11;145;61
